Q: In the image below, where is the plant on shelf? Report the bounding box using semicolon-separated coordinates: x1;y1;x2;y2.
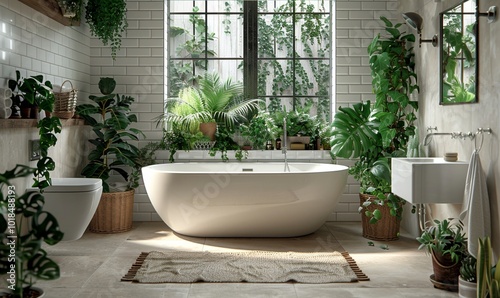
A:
163;124;208;163
85;0;128;59
163;73;260;141
417;218;467;285
208;126;247;162
477;237;500;298
8;71;62;188
329;16;418;241
240;111;279;150
75;77;144;233
57;0;83;22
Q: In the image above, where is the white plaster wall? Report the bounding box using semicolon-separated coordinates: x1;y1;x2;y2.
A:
399;0;500;253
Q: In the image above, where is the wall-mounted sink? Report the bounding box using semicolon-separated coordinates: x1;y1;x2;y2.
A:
392;157;469;204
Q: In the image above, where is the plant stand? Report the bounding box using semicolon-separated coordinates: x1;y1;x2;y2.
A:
359;193;401;241
88;190;134;233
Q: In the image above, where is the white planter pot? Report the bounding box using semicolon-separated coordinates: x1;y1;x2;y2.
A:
458;276;477;298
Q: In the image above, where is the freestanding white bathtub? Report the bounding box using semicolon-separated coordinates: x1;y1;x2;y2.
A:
142;163;348;237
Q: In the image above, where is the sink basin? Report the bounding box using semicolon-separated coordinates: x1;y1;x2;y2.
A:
391;157;469;204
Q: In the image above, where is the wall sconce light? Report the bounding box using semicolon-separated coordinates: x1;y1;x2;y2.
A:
402;12;438;47
478;6;497;23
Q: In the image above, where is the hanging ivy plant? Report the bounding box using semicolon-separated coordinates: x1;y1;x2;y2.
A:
85;0;128;59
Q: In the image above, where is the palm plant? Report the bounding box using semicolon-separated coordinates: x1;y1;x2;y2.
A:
164;73;260;132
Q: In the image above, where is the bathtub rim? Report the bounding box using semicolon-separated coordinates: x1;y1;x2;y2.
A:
142;162;348;175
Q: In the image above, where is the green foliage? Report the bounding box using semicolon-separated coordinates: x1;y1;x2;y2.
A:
417;219;467;264
477;237;500;298
257;0;331;120
164;73;260;132
8;71;62;189
164;124;208;163
330;16;418;224
85;0;128;59
240;111;279;150
168;1;331;121
209;126;247;162
76;77;144;192
460;253;477;283
441;9;475;104
0;165;64;297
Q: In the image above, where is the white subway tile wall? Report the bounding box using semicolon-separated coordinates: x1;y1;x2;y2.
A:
1;0;399;222
0;0;91;97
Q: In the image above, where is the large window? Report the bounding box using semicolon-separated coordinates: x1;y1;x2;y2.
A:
167;0;332;121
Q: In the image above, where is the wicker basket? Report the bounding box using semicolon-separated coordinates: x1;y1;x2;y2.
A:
359;193;401;241
53;80;77;119
88;189;135;233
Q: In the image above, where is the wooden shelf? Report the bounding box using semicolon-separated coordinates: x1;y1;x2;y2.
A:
0;118;85;129
19;0;80;26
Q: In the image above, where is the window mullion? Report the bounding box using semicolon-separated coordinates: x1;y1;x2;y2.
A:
244;1;258;99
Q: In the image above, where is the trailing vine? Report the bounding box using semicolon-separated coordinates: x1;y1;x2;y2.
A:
85;0;128;60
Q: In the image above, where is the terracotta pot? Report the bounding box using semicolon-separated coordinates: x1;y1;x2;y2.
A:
431;250;461;285
199;122;217;141
88;190;135;233
359;193;401;241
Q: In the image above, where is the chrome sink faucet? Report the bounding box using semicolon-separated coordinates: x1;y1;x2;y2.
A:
283;118;290;172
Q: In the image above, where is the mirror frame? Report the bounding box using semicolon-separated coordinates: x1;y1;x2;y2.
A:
439;0;478;105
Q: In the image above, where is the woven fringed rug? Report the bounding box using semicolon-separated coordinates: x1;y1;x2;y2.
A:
122;251;369;283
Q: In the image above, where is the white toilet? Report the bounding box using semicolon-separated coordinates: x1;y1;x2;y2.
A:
29;178;103;241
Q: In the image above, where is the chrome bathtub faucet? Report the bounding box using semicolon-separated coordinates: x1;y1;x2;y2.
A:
283;118;290;172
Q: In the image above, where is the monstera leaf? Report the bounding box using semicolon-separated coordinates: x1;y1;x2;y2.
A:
330;101;381;159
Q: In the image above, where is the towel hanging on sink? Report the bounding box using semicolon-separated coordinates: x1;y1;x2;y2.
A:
459;150;491;258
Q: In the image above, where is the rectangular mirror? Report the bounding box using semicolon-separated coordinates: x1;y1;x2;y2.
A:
440;0;477;104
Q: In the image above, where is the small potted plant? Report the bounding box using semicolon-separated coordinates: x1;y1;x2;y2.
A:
417;218;467;288
459;253;477;298
240;111;279;150
76;77;144;233
84;0;128;59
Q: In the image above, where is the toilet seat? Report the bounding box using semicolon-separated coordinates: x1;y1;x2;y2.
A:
35;178;102;193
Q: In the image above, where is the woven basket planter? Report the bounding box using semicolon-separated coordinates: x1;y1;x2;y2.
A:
359;193;401;241
89;189;134;233
53;80;77;119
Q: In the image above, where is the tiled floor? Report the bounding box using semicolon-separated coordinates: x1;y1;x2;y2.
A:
10;222;458;297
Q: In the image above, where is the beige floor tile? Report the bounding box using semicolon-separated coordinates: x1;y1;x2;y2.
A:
24;222;461;298
188;283;298;298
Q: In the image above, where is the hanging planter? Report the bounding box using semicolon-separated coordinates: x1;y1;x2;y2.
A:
85;0;128;59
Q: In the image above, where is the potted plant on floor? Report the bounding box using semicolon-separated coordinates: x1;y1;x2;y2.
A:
417;218;467;290
329;16;418;241
76;77;144;233
459;253;477;298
